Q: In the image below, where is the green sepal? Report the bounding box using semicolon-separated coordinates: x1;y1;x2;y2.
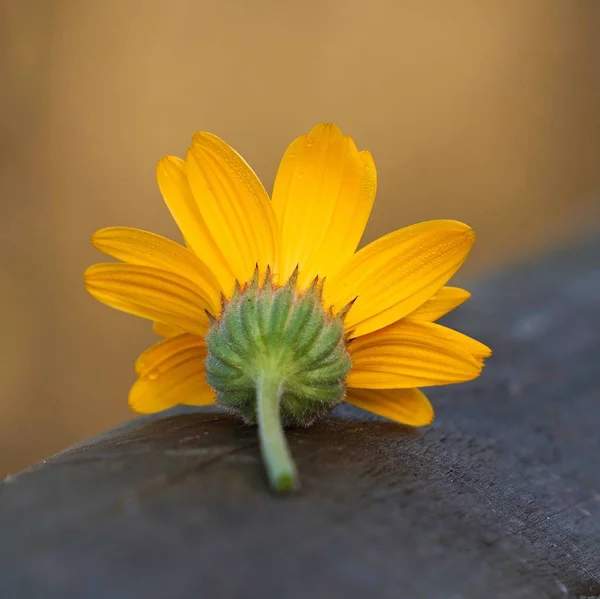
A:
205;269;352;427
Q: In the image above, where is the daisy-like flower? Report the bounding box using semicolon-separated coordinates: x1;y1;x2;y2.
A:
85;124;491;491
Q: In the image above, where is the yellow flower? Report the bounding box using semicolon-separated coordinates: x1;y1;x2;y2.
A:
85;123;490;491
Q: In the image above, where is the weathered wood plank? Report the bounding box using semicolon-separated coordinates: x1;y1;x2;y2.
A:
2;236;600;599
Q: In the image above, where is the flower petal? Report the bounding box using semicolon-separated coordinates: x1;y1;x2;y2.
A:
406;286;471;322
185;132;278;287
153;322;184;338
346;388;434;426
91;227;221;315
135;333;205;376
157;156;235;293
130;334;215;413
324;220;475;337
416;320;492;359
271;123;377;287
347;319;484;389
84;263;211;335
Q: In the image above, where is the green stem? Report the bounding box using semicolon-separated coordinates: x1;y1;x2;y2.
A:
256;373;299;492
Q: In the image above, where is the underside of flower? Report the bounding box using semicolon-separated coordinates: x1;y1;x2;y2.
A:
84;122;492;494
205;266;353;490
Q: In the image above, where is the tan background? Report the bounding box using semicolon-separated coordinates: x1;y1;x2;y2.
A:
1;0;599;474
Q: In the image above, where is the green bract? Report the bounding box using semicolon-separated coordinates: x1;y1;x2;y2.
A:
205;268;352;426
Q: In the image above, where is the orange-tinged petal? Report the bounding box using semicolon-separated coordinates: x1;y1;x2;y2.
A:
272;123;377;287
186;132;278;286
135;333;206;376
84;263;211;336
153;322;184;338
324;220;475;337
130;334;214;413
406;286;471;322
157;156;235;293
346;388;434;426
91;227;221;315
347;319;483;389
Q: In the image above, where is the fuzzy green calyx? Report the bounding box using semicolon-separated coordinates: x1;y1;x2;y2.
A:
204;267;352;491
205;268;352;426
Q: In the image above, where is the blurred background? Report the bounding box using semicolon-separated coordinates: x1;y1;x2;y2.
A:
1;0;599;474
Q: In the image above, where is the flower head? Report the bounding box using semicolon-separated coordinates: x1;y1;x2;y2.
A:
85;123;491;491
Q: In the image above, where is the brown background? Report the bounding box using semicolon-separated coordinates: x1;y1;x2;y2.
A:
1;0;599;474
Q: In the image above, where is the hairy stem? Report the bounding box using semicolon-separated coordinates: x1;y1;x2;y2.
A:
256;373;299;492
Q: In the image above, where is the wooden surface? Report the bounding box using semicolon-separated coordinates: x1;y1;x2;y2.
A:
2;237;600;599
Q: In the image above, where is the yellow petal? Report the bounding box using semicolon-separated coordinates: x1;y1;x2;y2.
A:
84;263;211;335
185;132;278;286
92;227;221;315
129;334;214;413
346;388;434;426
324;220;475;337
135;333;205;376
406;286;471;322
271;123;377;287
157;156;235;292
415;320;492;359
347;319;484;389
153;321;184;338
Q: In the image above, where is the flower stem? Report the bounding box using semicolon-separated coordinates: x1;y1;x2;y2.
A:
256;373;299;492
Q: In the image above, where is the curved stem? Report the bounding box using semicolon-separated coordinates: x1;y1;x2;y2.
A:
256;373;299;492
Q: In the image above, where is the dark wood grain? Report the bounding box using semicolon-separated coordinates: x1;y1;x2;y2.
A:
2;237;599;599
